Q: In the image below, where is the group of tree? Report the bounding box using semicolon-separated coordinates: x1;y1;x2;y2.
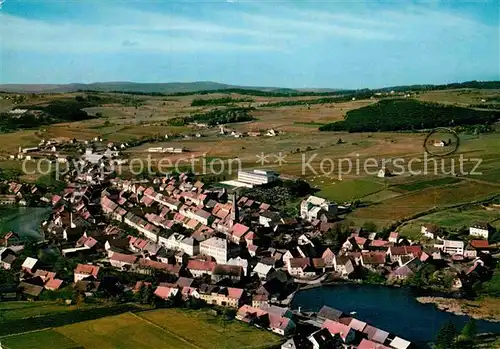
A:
191;97;254;106
261;91;373;108
435;319;478;349
167;107;255;126
319;99;500;133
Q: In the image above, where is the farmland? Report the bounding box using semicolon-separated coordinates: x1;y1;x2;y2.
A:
399;207;500;237
1;309;281;349
0;87;499;232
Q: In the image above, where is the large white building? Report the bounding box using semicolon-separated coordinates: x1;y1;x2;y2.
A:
469;223;490;239
200;237;228;264
435;240;464;256
237;170;278;186
300;195;337;222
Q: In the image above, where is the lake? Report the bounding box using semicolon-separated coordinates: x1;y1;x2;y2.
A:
0;206;51;240
291;284;500;345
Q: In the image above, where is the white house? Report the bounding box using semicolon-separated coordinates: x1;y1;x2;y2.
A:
200;237;228;264
252;262;274;279
469;223;491;239
435;240;464;256
300;195;337;222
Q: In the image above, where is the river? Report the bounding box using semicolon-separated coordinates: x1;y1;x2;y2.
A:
291;284;500;345
0;206;51;240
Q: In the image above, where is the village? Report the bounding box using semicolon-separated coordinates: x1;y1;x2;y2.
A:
0;137;499;349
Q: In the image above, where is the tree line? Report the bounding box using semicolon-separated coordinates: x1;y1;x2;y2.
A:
191;97;254;106
167;107;255;126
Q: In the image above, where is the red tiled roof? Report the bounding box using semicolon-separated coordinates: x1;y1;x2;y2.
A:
187;259;216;272
45;278;63;290
358;339;391;349
231;223;250;238
288;258;310;269
362;252;386;265
227;287;244;300
470;240;489;249
154;286;176;300
322;319;352;341
370;240;389;248
138;258;180;274
74;264;100;277
389;246;422;257
110;253;137;264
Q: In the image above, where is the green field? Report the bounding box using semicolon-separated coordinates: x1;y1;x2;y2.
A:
394;177;462;192
399;207;500;237
1;309;281;349
315;178;385;203
140;308;280;349
1;330;81;349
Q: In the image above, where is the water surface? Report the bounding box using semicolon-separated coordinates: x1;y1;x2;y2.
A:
292;284;500;345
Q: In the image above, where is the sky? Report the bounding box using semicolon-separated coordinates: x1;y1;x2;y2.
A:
0;0;499;89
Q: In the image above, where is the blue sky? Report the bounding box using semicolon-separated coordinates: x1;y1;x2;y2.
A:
1;0;498;88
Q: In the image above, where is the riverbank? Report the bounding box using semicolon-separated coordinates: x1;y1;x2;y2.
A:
416;296;500;322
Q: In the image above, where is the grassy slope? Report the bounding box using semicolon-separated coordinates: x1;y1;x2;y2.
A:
2;309;281;349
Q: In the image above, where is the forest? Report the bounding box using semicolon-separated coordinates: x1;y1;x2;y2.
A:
319;99;500;132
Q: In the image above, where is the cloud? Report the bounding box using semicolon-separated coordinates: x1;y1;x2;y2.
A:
0;2;494;55
0;13;281;53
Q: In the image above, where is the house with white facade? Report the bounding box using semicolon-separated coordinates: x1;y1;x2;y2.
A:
300;196;337;222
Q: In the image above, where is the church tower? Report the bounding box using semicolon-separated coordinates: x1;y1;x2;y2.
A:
231;192;239;223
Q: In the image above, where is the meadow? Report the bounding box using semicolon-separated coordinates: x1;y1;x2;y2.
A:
1;309;281;349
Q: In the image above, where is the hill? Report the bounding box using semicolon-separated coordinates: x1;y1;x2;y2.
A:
319;99;500;132
1;80;498;95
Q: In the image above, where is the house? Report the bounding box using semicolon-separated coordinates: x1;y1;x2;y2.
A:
362;325;390;344
421;223;440;239
253;262;275;280
237;304;296;336
154;285;179;300
469;222;491;239
322;248;335;267
317;306;343;322
388;232;399;243
109;252;137;270
322;319;356;343
360;252;386;269
200;237;229;264
388;246;422;264
389;337;412;349
389;258;422;281
186;259;217;277
259;211;281;228
435;240;464;256
358;339;391;349
0;247;16;270
74;263;100;283
300;196;337;222
377;167;391;178
332;255;354;278
199;285;245;308
282;336;313;349
212;264;243;283
307;328;335;349
18;281;44;300
227;256;249;276
21;257;39;274
230;223;250;244
287;258;315;278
